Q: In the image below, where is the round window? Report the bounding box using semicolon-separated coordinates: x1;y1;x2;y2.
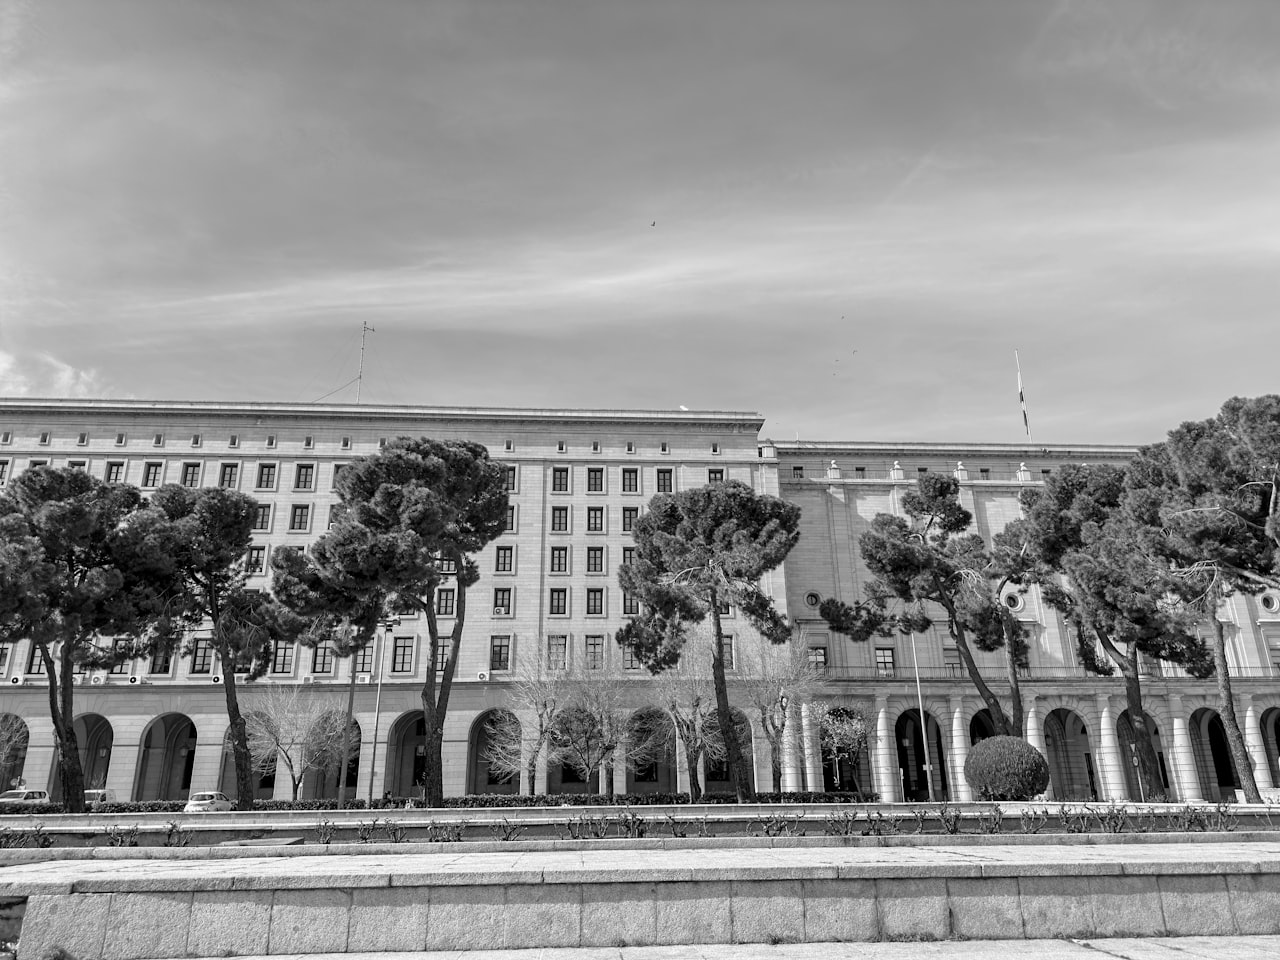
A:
1003;593;1024;612
804;592;822;608
1262;593;1280;614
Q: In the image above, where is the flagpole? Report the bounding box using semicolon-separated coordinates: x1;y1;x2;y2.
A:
1016;350;1033;444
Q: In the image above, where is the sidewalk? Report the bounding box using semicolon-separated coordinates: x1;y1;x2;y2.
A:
174;938;1280;959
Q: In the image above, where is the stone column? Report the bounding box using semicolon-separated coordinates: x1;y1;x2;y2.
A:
1242;695;1275;791
949;696;973;802
780;702;802;792
535;746;549;796
1167;695;1202;802
16;715;57;793
104;716;150;801
674;734;689;795
752;720;773;794
187;720;227;794
800;704;823;792
1024;696;1049;799
873;697;898;803
1095;695;1127;801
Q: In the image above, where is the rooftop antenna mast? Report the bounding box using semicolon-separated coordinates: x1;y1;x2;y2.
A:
356;322;375;404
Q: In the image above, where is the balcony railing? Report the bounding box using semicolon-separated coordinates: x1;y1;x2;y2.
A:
814;665;1280;682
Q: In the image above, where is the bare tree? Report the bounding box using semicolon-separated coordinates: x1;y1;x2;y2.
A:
241;684;348;800
735;634;827;792
808;701;871;793
649;638;730;802
481;647;573;793
547;669;634;796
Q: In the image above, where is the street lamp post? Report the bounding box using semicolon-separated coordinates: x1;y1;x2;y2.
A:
909;631;933;802
365;620;398;806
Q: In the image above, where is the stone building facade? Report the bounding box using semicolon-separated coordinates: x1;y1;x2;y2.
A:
1;399;1278;803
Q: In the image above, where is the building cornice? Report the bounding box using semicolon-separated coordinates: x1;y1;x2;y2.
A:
771;439;1138;458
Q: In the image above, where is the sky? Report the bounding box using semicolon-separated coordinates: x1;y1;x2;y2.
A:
1;0;1278;446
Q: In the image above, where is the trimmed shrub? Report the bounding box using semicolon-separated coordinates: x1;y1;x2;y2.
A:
964;736;1050;801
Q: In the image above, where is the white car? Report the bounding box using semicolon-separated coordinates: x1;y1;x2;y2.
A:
183;791;233;813
84;789;118;807
0;789;50;806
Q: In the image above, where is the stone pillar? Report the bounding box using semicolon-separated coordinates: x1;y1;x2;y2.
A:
613;740;628;797
873;697;898;803
752;721;773;794
1095;695;1127;801
949;696;973;802
780;702;802;792
1242;696;1275;791
271;751;293;800
800;704;823;792
1167;695;1202;802
1024;696;1049;799
535;746;549;795
187;719;227;794
104;717;149;801
674;734;689;795
16;715;57;793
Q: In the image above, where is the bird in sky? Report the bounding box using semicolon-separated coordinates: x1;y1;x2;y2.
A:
651;221;656;227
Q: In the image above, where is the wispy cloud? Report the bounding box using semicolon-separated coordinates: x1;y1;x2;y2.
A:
0;349;106;397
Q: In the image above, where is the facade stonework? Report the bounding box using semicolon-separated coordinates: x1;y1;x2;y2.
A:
1;400;1278;803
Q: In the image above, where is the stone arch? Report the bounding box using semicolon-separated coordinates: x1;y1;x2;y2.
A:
218;711;277;801
1262;706;1280;788
384;710;426;798
0;714;29;790
546;705;604;795
969;709;997;745
468;709;520;795
1116;710;1170;801
51;714;113;800
302;713;361;801
820;703;872;794
1044;708;1096;801
625;708;677;795
704;707;755;795
1190;707;1239;802
134;714;198;801
896;708;948;802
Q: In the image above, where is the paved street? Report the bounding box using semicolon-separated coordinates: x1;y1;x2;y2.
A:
177;938;1280;959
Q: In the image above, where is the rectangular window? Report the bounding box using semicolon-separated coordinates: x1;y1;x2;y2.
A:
68;461;86;471
547;635;567;670
181;463;200;487
114;432;126;446
332;464;345;488
142;462;162;487
549;588;567;616
944;648;963;677
587;467;604;492
660;442;669;454
437;557;458;575
657;469;673;493
0;431;9;444
256;463;277;489
874;647;894;677
504;465;517;491
622;507;638;532
435;588;455;616
295;464;315;490
353;645;374;673
327;504;337;529
505;505;516;532
219;463;238;488
622;590;639;615
585;635;604;670
855;466;866;479
149;649;172;675
303;436;314;449
76;432;88;446
105;461;123;484
716;601;731;616
623;643;641;670
289;504;310;531
191;433;201;447
245;546;266;574
708;468;724;484
622;547;635;566
493;588;512;616
266;435;277;448
979;468;991;480
622;468;638;492
311;645;334;674
586;506;604;532
190;637;214;674
626;441;635;454
489;635;511;672
586;587;604;616
109;640;131;675
586;546;604;573
27;460;48;470
809;646;829;674
435;644;448;674
550;546;569;573
252;504;271;531
552;467;569;492
551;506;569;532
792;466;804;479
722;635;734;670
341;436;351;450
26;642;46;674
228;434;239;448
391;636;414;673
153;433;164;447
495;545;513;573
271;640;295;674
0;460;7;484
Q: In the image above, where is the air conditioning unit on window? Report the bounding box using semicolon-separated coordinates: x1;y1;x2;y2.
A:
357;676;371;684
8;676;23;685
211;676;222;684
91;676;104;685
128;676;140;685
302;677;313;684
72;675;85;685
493;607;506;616
477;671;488;681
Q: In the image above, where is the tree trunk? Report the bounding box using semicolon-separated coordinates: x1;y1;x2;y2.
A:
46;644;87;813
709;596;752;802
337;652;357;809
938;590;1013;735
602;762;614;798
770;734;783;793
1096;632;1161;801
684;743;702;802
420;580;466;807
1211;617;1262;803
217;641;255;811
1002;625;1025;736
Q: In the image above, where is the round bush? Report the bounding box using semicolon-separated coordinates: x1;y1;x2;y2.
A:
963;736;1050;801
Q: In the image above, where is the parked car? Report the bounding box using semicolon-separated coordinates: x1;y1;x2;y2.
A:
183;791;233;813
84;789;118;807
0;789;51;806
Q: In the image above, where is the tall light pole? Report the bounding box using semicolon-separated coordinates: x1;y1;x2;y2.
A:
366;619;398;805
909;631;933;802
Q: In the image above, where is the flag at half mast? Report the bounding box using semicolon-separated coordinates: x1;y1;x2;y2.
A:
1016;350;1033;443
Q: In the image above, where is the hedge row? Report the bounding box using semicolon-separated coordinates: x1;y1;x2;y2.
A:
1;791;876;816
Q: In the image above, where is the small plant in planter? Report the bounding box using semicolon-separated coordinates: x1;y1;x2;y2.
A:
963;736;1049;801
